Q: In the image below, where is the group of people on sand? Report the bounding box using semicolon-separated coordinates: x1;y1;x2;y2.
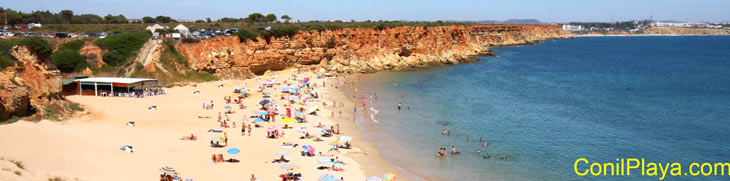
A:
178;73;370;180
159;173;182;181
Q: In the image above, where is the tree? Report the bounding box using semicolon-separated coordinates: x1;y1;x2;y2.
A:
60;10;73;23
155;16;171;23
246;13;265;23
265;13;277;22
142;16;155;23
195;20;205;23
206;17;212;23
281;15;291;23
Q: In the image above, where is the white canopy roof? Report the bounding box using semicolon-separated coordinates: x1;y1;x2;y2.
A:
75;77;157;84
145;24;164;32
173;24;189;31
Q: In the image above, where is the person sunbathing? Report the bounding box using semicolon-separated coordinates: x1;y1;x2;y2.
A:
225;158;240;163
181;134;196;140
329;165;345;172
272;155;290;163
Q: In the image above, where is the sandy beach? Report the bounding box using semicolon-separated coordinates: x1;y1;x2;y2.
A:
0;69;402;181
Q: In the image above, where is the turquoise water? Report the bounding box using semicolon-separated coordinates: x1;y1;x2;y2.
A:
351;36;730;180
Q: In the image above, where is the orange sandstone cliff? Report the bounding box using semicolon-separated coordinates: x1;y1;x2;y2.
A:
0;46;76;121
177;25;568;78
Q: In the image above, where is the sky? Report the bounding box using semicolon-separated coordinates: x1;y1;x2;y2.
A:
2;0;729;23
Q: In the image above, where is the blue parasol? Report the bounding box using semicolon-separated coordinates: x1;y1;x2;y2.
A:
227;148;240;154
253;118;266;123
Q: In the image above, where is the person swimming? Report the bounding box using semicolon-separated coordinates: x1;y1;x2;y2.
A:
397;103;402;110
476;149;481;153
451;146;460;154
442;129;447;135
484;153;491;159
483;141;488;147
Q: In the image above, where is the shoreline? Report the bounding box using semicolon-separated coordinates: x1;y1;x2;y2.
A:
316;75;409;180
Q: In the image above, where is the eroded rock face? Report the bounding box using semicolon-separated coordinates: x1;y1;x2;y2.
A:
0;46;73;121
177;25;569;78
79;44;105;68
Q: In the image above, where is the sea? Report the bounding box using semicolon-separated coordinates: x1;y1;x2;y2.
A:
348;36;730;180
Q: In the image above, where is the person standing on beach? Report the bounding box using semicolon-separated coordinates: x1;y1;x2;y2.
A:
339;111;342;118
202;99;206;109
241;123;246;136
247;125;252;136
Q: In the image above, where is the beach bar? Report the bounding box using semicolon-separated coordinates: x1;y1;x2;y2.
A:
64;77;159;96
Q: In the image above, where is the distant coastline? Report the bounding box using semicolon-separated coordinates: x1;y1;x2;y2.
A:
572;34;730;37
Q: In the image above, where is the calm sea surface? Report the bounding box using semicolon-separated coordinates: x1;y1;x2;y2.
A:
349;36;730;180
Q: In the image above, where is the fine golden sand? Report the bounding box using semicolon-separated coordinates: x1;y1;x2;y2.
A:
0;69;402;181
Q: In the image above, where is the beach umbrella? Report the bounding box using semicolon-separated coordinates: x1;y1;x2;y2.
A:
259;99;270;105
267;125;278;132
227;148;241;154
288;95;298;100
282;118;295;123
382;173;395;181
366;177;383;181
322;127;332;131
276;151;290;156
253;118;266;123
263;94;271;98
329;141;340;145
299;127;308;132
294;110;303;115
224;106;232;109
210;137;223;142
307;106;318;113
279;163;299;170
267;108;277;115
318;174;336;181
339;136;352;142
315;131;325;136
281;87;290;93
317;157;331;164
302;145;315;154
160;166;177;174
257;111;268;115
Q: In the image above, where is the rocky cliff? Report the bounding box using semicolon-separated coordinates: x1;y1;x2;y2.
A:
177;25;568;78
0;46;76;121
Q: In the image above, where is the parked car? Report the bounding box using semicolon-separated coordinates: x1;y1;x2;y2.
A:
13;33;24;37
55;32;69;38
25;32;35;36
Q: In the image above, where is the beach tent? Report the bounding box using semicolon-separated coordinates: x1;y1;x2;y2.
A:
146;24;164;32
173;24;190;36
160;167;177;174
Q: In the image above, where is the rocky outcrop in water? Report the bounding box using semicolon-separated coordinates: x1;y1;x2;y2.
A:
0;46;76;121
177;25;568;78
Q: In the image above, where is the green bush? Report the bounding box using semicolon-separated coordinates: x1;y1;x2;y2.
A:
94;32;151;66
93;64;115;74
57;39;85;51
0;58;13;69
181;38;199;43
16;36;52;59
52;49;88;73
235;29;259;42
69;105;84;111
